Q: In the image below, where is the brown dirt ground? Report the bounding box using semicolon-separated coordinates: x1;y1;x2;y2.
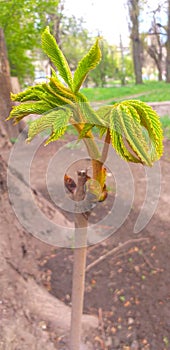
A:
0;133;170;350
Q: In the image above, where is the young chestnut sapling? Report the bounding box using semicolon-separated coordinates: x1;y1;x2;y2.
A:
7;26;163;350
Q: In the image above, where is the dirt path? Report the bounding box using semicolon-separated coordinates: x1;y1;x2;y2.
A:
30;137;170;349
0;133;170;349
91;91;153;107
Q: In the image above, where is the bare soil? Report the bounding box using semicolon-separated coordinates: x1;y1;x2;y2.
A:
0;134;170;350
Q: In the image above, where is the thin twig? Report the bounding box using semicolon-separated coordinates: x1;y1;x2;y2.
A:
86;238;149;272
98;308;107;350
141;252;163;272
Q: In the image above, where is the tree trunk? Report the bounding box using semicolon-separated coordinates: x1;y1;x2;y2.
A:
0;28;21;140
166;0;170;82
128;0;143;84
158;65;163;81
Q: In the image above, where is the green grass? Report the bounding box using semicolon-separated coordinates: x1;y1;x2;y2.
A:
81;81;170;102
160;116;170;139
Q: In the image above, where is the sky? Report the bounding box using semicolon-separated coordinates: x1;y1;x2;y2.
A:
64;0;167;47
64;0;129;46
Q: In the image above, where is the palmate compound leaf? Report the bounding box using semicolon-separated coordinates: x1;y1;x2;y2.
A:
97;100;163;166
113;101;163;165
73;38;102;93
41;27;73;89
8;29;104;138
27;108;72;145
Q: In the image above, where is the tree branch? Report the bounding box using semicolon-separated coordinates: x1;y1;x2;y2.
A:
86;238;150;272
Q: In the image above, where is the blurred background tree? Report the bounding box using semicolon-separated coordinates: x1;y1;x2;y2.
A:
1;0;170;87
0;0;59;85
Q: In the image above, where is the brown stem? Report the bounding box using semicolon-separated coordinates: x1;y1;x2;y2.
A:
70;170;89;350
92;129;110;184
70;132;111;348
72;122;110;194
100;128;111;164
92;159;103;181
